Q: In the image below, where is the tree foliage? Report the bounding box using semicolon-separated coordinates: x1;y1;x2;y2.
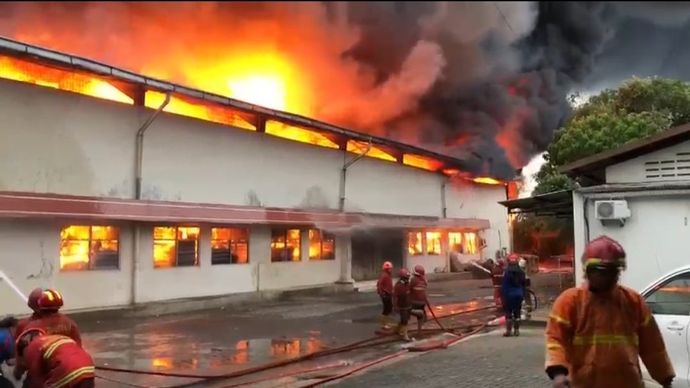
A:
534;77;690;194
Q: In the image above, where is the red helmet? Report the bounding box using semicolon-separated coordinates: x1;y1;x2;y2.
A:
582;236;626;270
382;261;393;271
506;253;521;265
27;288;43;312
413;265;425;277
37;289;64;311
399;268;410;279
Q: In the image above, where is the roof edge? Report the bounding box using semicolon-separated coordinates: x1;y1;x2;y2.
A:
0;36;481;174
559;122;690;176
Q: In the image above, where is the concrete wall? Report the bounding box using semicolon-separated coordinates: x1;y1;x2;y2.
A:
0;219;343;314
446;182;509;258
574;192;690;291
0;219;132;315
606;139;690;184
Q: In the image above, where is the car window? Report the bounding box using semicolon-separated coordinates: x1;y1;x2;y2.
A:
645;272;690;316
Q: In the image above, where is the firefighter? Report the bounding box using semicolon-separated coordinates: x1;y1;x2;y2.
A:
13;328;95;388
545;236;675;388
393;268;412;341
15;288;43;336
376;261;394;331
491;258;505;312
0;316;18;377
501;253;526;337
23;289;81;345
409;265;428;334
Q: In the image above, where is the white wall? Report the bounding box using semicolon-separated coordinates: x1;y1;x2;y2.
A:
446;181;509;258
606;139;690;184
0;79;509;225
575;193;690;291
134;224;257;303
0;219;132;315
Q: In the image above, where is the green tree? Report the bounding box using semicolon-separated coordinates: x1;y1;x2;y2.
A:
534;77;690;194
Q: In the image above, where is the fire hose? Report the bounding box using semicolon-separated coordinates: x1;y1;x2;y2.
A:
94;305;497;387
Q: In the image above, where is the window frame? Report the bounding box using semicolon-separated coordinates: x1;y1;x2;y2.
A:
153;225;201;269
59;225;120;271
308;229;336;261
644;270;690;316
210;226;250;265
270;228;302;263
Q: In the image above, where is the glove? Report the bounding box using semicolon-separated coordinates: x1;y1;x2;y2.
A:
552;374;570;388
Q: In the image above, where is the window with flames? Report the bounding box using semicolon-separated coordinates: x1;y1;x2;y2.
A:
271;229;301;262
60;226;119;271
407;232;424;256
153;226;200;268
211;227;249;265
448;232;480;255
308;229;335;261
426;232;442;255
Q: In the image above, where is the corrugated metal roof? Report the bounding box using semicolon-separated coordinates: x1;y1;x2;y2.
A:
499;190;572;217
0;36;481;174
559;123;690;179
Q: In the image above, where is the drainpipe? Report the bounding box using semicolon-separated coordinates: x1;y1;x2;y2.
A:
135;93;171;200
339;138;372;211
441;179;448;218
131;93;170;306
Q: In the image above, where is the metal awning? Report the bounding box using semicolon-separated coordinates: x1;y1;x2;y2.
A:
499;190;573;217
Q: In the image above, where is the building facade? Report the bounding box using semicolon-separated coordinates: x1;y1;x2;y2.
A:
0;38;512;315
565;124;690;291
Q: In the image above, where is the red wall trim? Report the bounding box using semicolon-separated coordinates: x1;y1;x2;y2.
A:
0;191;488;229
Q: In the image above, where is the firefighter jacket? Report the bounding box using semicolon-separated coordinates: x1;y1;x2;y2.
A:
24;313;82;346
22;335;94;388
393;279;411;310
377;271;393;297
545;285;674;388
409;275;428;305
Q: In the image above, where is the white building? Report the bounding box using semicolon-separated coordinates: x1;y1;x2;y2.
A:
560;124;690;291
0;38;513;315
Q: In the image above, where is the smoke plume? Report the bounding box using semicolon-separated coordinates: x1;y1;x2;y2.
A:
0;2;686;178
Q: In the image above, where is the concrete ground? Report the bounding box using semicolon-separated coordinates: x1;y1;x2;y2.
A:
334;328;551;388
1;272;569;387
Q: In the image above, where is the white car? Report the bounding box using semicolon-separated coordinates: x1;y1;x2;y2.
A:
641;266;690;387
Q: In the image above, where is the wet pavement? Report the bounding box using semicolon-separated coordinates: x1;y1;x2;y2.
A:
4;273;565;387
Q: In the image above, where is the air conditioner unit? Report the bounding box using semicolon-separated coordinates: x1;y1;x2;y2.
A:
595;200;631;221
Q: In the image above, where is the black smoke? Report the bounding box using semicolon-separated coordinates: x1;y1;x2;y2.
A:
0;2;688;179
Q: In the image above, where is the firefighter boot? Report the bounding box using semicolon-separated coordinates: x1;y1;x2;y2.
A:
514;318;520;337
398;324;411;342
503;319;513;337
379;315;391;330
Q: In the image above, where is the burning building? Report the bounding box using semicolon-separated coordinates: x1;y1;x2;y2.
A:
0;37;516;314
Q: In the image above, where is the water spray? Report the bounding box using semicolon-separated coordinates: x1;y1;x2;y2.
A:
0;269;28;303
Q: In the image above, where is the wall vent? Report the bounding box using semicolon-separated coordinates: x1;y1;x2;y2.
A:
644;151;690;179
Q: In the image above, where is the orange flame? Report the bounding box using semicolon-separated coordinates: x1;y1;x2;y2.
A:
59;225;118;270
403;154;442;171
346;141;397;162
146;91;255;130
0;56;133;104
265;120;338;149
472;177;503;185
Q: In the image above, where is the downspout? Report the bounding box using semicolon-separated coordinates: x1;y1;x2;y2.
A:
136;93;171;200
131;93;171;306
339;138;372;211
440;179;448;218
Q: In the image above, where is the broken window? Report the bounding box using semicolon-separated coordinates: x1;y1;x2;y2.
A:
426;231;442;255
308;229;335;261
60;225;119;271
211;227;249;264
271;228;301;262
407;232;423;256
153;226;200;268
